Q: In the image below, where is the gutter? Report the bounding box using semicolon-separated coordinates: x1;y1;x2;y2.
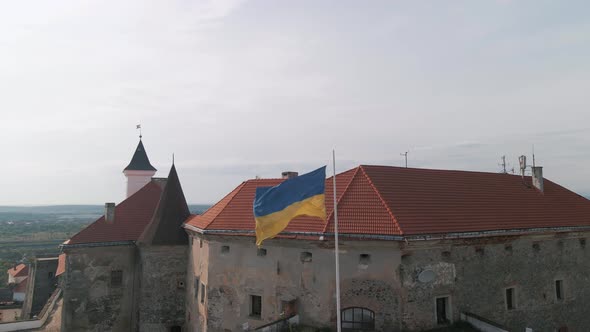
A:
183;223;590;242
60;240;136;249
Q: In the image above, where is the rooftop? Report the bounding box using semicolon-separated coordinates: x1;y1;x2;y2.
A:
123;139;157;172
185;165;590;239
66;165;189;246
7;264;28;278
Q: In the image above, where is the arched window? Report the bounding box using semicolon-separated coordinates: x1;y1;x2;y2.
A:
342;307;375;330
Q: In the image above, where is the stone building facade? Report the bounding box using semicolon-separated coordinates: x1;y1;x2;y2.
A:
61;143;590;331
21;256;58;319
61;139;190;332
184;165;590;331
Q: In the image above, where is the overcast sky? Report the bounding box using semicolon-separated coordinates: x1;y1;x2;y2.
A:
1;0;589;205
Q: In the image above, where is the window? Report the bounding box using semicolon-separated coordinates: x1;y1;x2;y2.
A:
300;252;312;263
200;283;205;304
221;245;230;253
257;248;267;257
111;270;123;287
435;297;451;325
555;280;564;300
194;277;200;299
359;254;371;265
342;307;375;330
505;287;516;310
48;272;54;279
250;295;262;318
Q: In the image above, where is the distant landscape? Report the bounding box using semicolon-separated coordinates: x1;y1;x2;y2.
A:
0;204;210;285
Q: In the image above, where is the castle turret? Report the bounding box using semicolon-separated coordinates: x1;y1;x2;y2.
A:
123;139;157;197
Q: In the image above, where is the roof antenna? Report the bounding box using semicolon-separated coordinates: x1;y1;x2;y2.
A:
499;155;507;174
400;151;409;168
532;144;536;168
136;124;142;139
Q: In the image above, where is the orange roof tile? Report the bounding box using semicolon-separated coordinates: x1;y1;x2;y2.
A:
185;165;590;238
55;254;66;277
7;264;28;278
68;180;165;245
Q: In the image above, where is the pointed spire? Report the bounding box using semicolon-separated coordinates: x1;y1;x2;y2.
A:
137;164;190;245
124;139;157;172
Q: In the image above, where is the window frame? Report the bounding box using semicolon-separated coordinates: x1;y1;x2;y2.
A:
250;294;262;318
434;296;452;325
341;307;375;331
555;279;564;301
200;282;206;304
505;287;516;310
110;270;123;287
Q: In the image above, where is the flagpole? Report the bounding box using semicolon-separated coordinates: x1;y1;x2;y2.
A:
332;149;342;332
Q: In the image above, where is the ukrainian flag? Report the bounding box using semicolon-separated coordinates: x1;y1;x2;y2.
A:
254;166;327;245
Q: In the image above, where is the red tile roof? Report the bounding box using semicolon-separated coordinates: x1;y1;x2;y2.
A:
7;264;28;278
184;165;590;238
55;254;66;277
67;180;165;245
14;277;27;293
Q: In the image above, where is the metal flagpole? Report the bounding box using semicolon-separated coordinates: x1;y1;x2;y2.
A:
332;149;342;332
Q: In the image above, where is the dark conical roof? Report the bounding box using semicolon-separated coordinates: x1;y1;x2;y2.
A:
124;139;157;171
137;164;190;245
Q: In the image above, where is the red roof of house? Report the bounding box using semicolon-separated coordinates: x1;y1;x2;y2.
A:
55;254;66;277
14;277;27;293
185;165;590;237
68;180;165;245
7;264;28;278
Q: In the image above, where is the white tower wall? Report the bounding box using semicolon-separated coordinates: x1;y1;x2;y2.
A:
124;170;156;197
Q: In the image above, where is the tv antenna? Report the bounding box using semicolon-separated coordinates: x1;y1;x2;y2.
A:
499;155;507;174
400;151;409;168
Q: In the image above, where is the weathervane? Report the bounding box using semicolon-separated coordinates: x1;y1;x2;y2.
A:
136;124;142;139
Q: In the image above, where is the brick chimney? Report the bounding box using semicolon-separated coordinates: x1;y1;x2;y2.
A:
532;166;544;192
105;203;116;223
282;171;299;179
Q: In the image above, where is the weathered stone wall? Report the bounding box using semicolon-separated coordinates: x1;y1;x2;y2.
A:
61;245;138;332
399;232;590;332
138;245;188;332
188;233;402;332
186;235;210;332
189;231;590;332
21;257;58;319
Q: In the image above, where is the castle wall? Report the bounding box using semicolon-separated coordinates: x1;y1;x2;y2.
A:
186;235;211;332
61;245;138;332
137;245;188;332
189;231;590;332
21;257;57;319
188;233;402;332
400;232;590;332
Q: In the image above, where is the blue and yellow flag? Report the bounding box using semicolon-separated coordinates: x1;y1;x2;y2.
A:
253;166;327;245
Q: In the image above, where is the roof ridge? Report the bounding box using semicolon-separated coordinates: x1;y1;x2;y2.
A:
358;165;405;235
322;166;361;233
201;181;248;230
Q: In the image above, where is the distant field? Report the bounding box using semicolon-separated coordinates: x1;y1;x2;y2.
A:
0;204;210;285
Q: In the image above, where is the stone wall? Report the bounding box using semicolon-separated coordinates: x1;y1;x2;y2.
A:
21;257;57;319
399;232;590;332
188;230;590;332
138;245;188;332
61;245;138;332
188;233;402;332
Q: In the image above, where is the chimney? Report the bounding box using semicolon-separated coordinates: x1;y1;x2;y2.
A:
282;171;298;179
105;203;116;223
532;166;544;192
